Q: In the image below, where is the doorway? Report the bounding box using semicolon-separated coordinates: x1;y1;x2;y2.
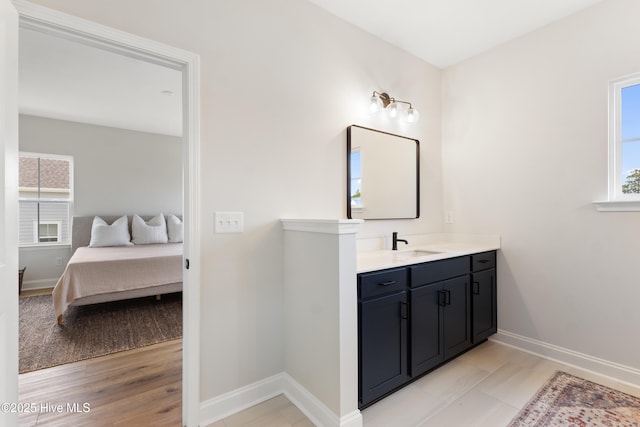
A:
14;3;201;425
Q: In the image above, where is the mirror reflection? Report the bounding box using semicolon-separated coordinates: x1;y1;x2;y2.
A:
347;125;419;219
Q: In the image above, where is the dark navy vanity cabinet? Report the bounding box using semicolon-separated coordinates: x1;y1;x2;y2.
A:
358;251;497;409
471;251;497;343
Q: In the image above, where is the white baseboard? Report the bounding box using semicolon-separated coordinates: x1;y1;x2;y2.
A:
201;332;640;426
492;329;640;387
282;373;362;427
199;372;362;427
199;373;284;426
21;279;57;291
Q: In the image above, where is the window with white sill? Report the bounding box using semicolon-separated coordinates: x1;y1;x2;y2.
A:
596;73;640;211
19;153;73;246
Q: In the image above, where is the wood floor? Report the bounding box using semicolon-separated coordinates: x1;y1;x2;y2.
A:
18;339;182;426
17;337;640;426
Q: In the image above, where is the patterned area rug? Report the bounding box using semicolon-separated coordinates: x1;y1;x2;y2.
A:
19;293;182;373
508;371;640;426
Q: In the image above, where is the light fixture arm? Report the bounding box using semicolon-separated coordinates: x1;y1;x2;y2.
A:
372;91;392;108
371;91;413;109
369;90;419;122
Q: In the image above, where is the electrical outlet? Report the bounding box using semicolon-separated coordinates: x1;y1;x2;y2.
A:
215;212;244;233
55;257;63;266
445;211;454;224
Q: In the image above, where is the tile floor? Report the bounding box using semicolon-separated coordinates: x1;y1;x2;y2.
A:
207;339;640;427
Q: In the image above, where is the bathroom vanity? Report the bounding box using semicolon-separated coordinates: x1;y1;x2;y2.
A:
280;220;499;426
357;246;497;409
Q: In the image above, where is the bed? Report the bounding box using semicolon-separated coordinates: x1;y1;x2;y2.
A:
52;215;183;325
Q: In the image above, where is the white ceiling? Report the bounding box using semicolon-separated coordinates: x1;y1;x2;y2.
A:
19;1;603;135
308;0;604;68
19;27;183;137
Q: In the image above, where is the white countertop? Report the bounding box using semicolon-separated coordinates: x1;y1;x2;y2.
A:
356;233;500;273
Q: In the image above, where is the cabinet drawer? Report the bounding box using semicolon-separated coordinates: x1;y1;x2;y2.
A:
410;256;469;287
359;268;407;299
472;251;496;272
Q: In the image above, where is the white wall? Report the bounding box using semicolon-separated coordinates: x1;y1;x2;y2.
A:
18;114;182;289
442;0;640;370
19;114;182;216
26;0;443;402
282;222;360;421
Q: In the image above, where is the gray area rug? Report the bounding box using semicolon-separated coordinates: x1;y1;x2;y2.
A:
508;370;640;426
19;293;182;373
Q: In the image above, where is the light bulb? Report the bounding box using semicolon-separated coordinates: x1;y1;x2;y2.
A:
387;101;399;119
407;107;420;123
369;95;383;114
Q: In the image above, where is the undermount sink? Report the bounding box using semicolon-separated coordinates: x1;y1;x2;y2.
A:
393;249;442;260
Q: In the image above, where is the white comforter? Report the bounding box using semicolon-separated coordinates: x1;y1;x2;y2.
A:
52;243;183;318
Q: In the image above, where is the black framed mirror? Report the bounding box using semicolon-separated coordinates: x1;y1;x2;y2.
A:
347;125;420;219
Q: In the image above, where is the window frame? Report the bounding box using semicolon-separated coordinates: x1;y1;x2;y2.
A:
33;220;62;243
595;73;640;211
609;73;640;201
19;152;74;247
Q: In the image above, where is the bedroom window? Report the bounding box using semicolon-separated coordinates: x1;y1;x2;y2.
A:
34;221;62;243
19;153;73;246
608;73;640;201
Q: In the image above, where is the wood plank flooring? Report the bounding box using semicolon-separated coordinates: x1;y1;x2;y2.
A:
18;339;182;426
18;337;640;426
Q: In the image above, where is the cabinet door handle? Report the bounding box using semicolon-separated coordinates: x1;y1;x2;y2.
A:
400;301;408;319
378;280;396;287
473;281;480;295
478;259;489;264
438;290;447;306
445;290;451;305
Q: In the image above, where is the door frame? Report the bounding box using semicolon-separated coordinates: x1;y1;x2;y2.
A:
0;0;19;425
13;1;201;425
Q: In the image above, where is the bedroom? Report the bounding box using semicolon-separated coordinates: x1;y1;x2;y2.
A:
2;0;640;426
16;22;186;419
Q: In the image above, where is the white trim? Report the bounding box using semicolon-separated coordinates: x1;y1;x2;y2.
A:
606;72;640;203
32;220;61;243
17;243;70;251
13;0;189;69
283;373;363;427
181;41;202;427
199;372;363;427
593;199;640;211
280;218;364;235
0;2;19;423
492;330;640;387
12;2;201;425
21;278;57;290
199;373;285;426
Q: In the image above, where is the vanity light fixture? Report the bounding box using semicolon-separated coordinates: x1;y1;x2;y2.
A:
369;91;419;123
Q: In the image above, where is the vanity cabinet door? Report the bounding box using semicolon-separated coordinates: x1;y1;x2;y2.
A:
472;268;497;343
359;291;409;407
442;275;472;359
410;283;444;377
410;275;471;377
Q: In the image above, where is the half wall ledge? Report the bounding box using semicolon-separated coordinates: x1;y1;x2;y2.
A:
281;218;363;427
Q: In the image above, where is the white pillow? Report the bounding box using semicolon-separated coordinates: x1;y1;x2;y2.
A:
132;214;168;245
89;215;133;247
167;214;183;243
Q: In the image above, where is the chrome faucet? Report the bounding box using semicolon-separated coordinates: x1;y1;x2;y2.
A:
392;232;408;251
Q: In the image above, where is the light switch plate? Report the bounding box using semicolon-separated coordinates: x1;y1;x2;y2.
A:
215;212;244;233
445;211;454;224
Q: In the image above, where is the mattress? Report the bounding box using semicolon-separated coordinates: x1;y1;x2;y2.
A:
52;242;183;319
